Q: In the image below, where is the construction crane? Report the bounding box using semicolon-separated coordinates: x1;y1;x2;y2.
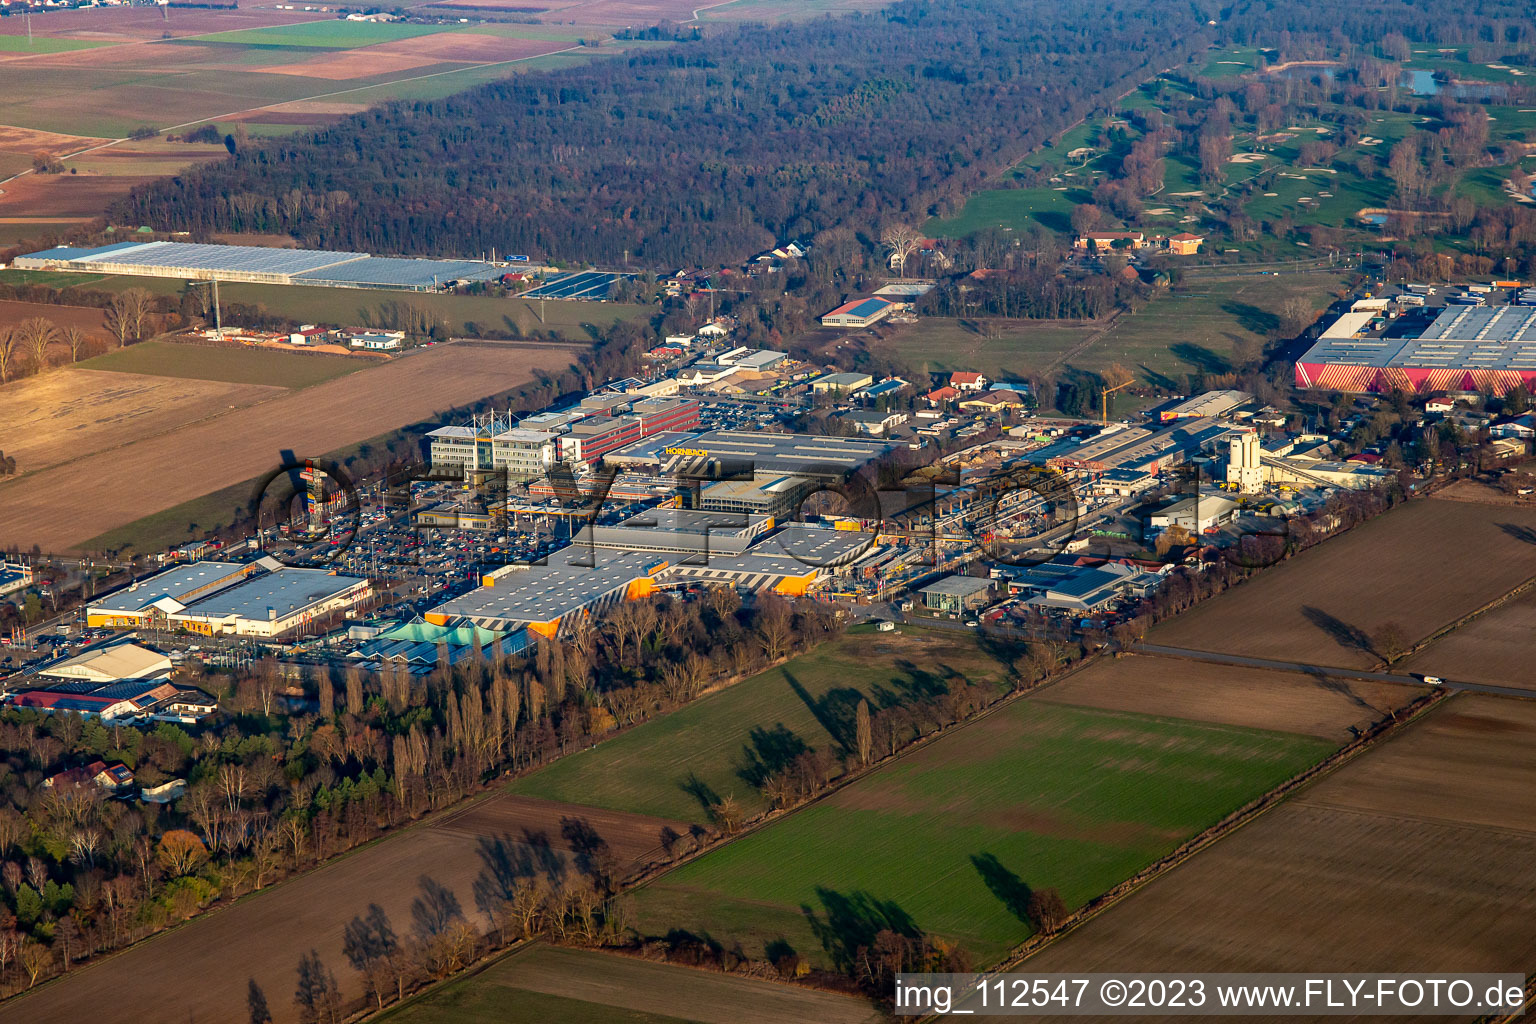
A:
1101;379;1135;424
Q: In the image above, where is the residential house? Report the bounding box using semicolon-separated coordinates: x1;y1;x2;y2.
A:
45;761;135;792
949;371;988;391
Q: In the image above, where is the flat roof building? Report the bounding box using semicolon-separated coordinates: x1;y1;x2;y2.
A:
13;241;505;291
86;562;251;629
1297;305;1536;393
658;429;894;482
697;475;810;518
917;575;993;613
1149;493;1240;535
821;297;896;328
1159;390;1252;421
812;371;876;394
168;568;371;638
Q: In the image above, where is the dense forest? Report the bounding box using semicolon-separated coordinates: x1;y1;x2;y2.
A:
113;0;1213;266
113;0;1536;268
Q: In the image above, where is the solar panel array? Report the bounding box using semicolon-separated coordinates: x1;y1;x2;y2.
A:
15;241;509;292
78;241;368;276
294;257;506;288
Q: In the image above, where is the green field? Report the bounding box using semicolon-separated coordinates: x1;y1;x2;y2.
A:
0;34;111;53
0;221;78;246
510;626;1022;823
1071;272;1348;386
633;700;1332;967
876;317;1100;379
184;21;453;49
80;339;368;387
1199;46;1267;78
928;185;1084;237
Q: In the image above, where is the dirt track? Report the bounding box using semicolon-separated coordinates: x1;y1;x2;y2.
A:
0;792;686;1024
0;342;577;552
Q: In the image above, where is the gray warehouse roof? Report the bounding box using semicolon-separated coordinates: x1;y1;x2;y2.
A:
1299;306;1536;370
659;430;893;478
90;562;246;614
430;549;661;627
918;575;993;597
177;568;367;620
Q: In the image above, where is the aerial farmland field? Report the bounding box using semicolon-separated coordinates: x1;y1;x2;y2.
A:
1036;654;1418;742
0;340;580;552
0;793;683;1024
631;697;1334;967
1023;695;1536;977
0;367;281;477
375;944;882;1024
1151;498;1536;669
79;339;368;388
0;271;651;341
1402;587;1536;690
511;625;1022;822
873;316;1104;380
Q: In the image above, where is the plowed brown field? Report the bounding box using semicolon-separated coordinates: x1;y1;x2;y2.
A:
0;341;579;551
1150;498;1536;668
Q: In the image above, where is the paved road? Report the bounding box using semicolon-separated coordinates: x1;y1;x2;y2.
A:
1134;642;1536;701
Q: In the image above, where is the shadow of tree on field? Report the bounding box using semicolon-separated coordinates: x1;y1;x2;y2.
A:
560;815;618;891
1222;301;1280;336
679;771;720;815
1497;522;1536;546
1301;605;1377;660
1171;342;1231;375
471;834;532;927
784;671;864;752
801;887;919;974
736;723;810;789
518;827;568;884
970;852;1034;925
1298;666;1380;734
410;875;463;942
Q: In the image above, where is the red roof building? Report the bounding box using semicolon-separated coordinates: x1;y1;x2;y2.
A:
925;386;960;404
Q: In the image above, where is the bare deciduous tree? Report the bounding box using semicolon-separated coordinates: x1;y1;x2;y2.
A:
19;317;57;372
60;325;90;363
0;327;16;383
104;288;153;347
880;223;922;276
